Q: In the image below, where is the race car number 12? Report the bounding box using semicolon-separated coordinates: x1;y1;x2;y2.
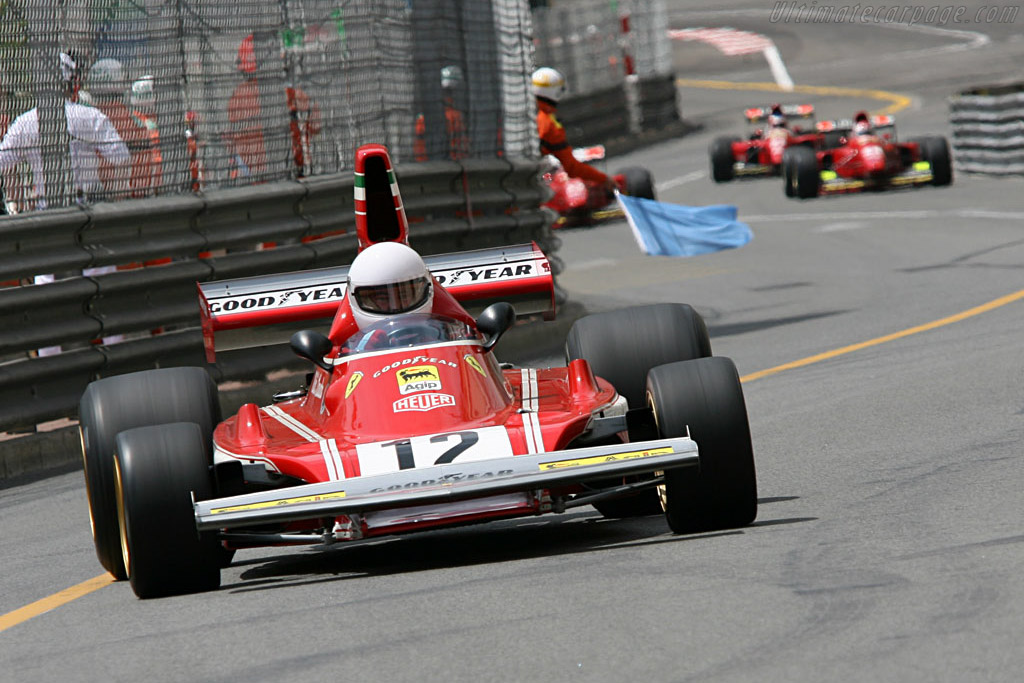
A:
356;426;514;476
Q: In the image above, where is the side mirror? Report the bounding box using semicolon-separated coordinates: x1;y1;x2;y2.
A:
476;302;515;352
290;330;333;372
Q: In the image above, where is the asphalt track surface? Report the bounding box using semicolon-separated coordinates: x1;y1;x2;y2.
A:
4;3;1024;681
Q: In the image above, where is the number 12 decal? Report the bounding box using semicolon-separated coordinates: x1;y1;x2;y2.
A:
355;426;513;476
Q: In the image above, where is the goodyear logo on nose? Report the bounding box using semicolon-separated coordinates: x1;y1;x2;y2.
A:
397;365;441;395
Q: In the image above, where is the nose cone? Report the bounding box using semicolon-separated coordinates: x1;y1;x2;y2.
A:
859;144;887;173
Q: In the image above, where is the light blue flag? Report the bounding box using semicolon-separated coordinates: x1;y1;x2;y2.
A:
616;192;753;257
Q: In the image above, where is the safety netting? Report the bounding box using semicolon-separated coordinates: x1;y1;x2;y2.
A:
0;0;537;211
530;0;672;90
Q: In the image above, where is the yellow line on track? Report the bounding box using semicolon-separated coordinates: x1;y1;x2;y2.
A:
0;574;113;633
676;78;913;114
2;290;1022;630
740;288;1024;383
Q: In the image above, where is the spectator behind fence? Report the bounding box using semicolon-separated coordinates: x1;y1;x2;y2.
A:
414;65;471;162
127;75;162;197
225;33;321;180
87;57;146;200
0;52;130;211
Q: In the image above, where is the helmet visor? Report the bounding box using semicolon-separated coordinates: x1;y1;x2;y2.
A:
353;276;431;315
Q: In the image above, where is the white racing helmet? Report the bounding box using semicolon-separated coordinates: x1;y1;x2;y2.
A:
347;242;434;330
531;67;566;103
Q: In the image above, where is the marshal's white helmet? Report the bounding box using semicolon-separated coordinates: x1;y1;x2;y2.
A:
130;75;155;110
531;67;566;103
347;242;434;330
89;58;125;96
441;65;463;91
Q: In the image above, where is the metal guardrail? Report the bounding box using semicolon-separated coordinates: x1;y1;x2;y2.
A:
950;83;1024;175
0;160;549;431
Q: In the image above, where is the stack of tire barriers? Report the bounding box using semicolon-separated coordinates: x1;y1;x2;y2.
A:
949;83;1024;175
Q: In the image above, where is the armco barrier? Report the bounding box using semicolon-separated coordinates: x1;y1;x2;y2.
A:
0;160;549;432
950;83;1024;175
556;86;632;147
0;207;92;282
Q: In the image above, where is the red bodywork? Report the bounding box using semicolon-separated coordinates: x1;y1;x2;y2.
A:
542;145;625;228
809;115;936;194
212;317;618;540
730;127;823;172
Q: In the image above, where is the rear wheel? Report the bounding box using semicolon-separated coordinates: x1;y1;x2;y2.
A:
710;137;738;182
115;422;221;599
618;166;656;199
783;145;820;199
79;367;221;579
646;357;757;534
566;304;712;517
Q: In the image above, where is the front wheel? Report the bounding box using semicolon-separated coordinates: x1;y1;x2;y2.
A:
710;137;738;182
79;367;221;580
115;422;222;599
646;357;757;534
917;136;953;186
782;145;819;199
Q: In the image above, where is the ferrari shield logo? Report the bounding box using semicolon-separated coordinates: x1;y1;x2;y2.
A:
465;355;486;377
397;365;441;395
345;371;363;399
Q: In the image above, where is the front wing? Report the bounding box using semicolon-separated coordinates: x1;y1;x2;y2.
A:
194;436;698;531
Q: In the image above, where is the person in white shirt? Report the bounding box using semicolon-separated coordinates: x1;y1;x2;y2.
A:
0;52;129;211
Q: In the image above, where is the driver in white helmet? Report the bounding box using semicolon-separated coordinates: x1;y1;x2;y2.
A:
344;241;436;352
532;66;617;194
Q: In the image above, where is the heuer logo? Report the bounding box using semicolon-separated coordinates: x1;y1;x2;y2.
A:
397;365;441;395
393;393;455;413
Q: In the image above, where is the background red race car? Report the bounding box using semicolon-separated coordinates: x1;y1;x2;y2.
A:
79;144;757;599
781;112;953;199
709;103;821;182
544;145;656;228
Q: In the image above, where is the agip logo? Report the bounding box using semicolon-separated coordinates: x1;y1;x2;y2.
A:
397;365;441;395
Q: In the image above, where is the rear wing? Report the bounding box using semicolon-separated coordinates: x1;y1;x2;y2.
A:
816;114;896;137
571;145;607;162
199;243;554;360
745;103;814;123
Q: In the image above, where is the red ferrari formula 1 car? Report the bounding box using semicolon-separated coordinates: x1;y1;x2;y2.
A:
79;144;756;599
544;145;656;228
709;104;820;182
781;112;953;198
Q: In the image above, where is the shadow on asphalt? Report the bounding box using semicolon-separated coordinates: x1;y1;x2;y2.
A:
226;505;812;594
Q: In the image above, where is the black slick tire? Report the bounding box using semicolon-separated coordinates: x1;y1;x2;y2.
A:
114;422;221;599
710;137;738;182
618;166;656;199
566;303;711;410
783;145;819;199
79;367;221;579
566;304;712;518
646;357;757;534
917;136;953;186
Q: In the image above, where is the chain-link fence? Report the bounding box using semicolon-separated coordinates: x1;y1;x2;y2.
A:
530;0;672;95
0;0;537;212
